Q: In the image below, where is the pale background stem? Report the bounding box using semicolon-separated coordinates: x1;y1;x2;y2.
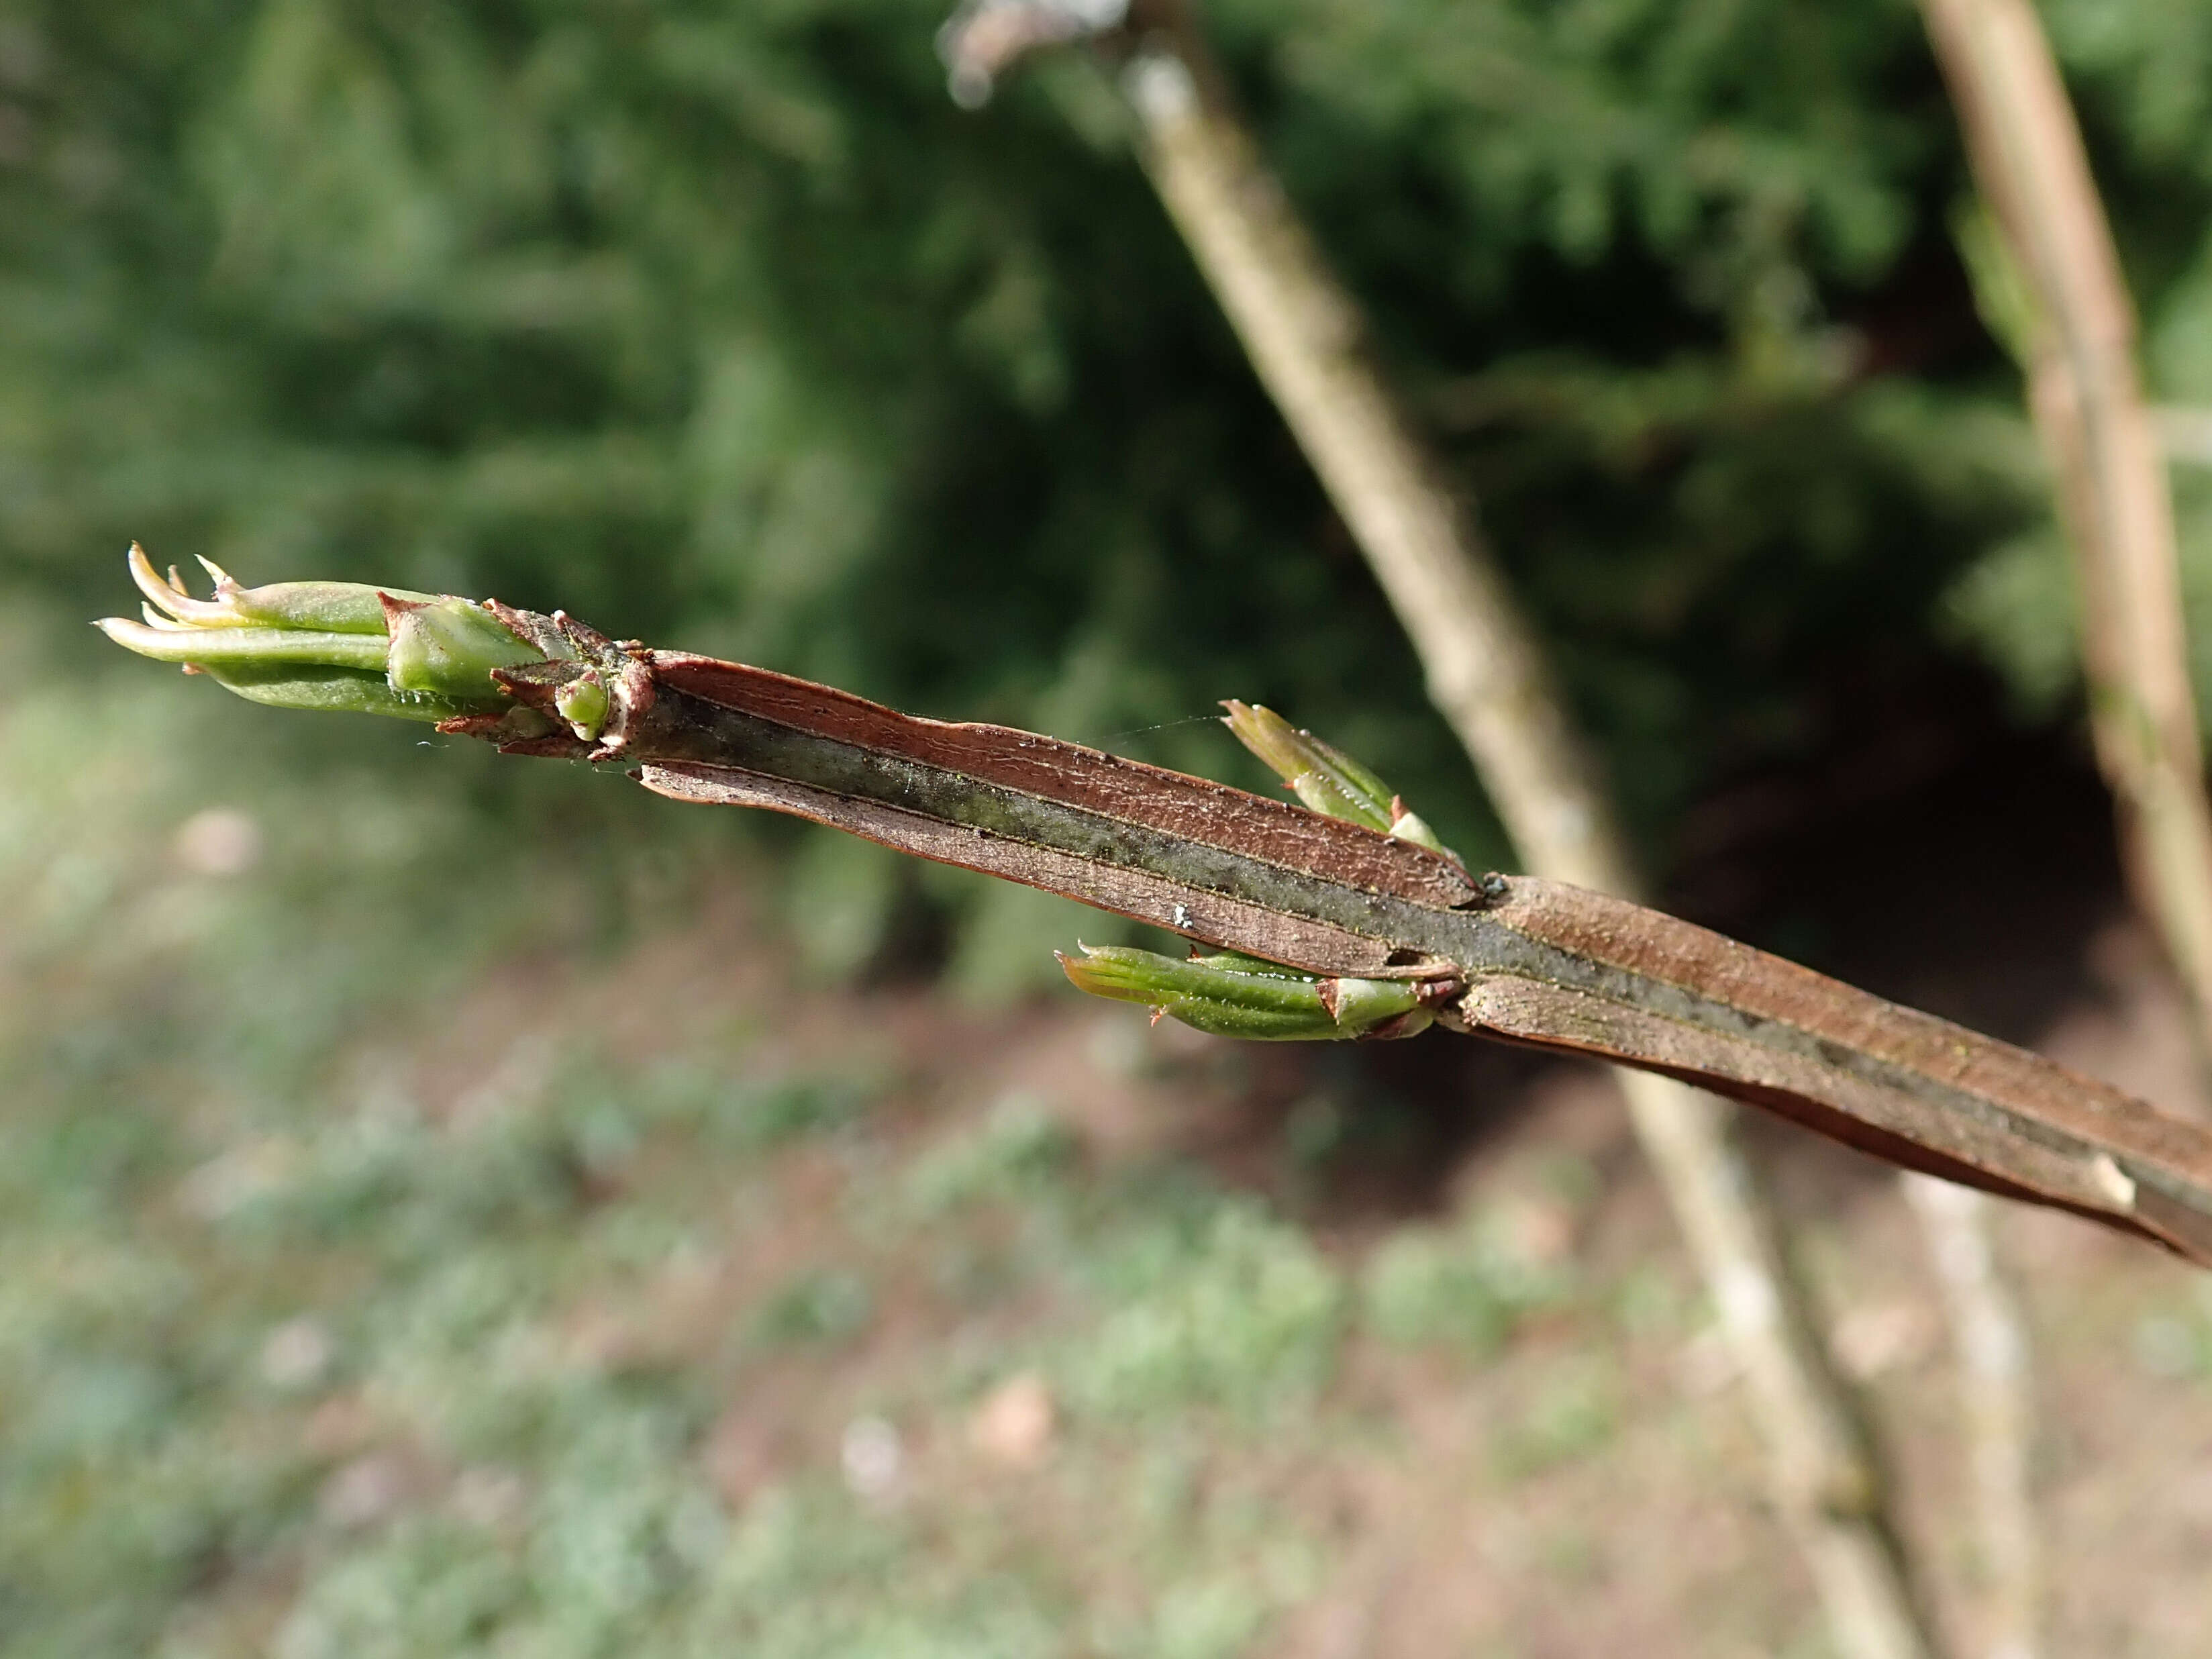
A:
1903;1175;2042;1659
1921;0;2212;1059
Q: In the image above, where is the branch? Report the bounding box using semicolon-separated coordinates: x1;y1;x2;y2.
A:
100;552;2212;1270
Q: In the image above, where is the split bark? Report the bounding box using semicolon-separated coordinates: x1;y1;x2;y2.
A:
107;565;2212;1250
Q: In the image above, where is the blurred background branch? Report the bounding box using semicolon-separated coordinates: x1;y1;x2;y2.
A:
1903;1172;2042;1659
1924;0;2212;1060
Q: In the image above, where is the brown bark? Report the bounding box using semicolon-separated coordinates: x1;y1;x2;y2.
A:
567;649;2212;1262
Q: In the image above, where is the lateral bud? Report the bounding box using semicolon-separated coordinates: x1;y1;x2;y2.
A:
1056;942;1447;1042
382;596;547;703
1221;699;1462;864
554;668;612;741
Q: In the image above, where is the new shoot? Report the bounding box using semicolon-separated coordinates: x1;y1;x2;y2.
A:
1052;699;1465;1041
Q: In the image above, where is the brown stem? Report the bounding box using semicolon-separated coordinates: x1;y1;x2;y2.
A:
550;644;2207;1254
393;634;2212;1270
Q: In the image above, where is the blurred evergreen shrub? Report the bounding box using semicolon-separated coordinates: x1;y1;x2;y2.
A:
5;0;2212;978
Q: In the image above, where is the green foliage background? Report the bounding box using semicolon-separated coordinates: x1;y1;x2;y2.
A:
10;0;2212;938
10;0;2212;1652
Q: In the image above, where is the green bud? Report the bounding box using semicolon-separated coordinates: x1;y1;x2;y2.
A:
96;617;393;673
228;580;440;634
124;540;437;633
100;546;546;723
1221;698;1460;862
1221;699;1395;832
1056;944;1431;1041
554;668;611;741
1382;803;1448;856
1322;974;1432;1036
382;597;546;705
202;663;494;724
